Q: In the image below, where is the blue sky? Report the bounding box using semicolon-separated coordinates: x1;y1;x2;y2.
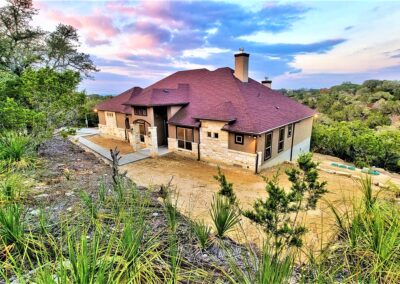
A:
5;0;400;94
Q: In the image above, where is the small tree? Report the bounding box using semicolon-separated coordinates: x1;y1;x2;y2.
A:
214;166;237;205
244;153;327;255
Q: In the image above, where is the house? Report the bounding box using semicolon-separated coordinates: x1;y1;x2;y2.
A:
95;50;316;172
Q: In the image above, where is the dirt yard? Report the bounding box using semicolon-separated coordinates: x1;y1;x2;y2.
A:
122;153;400;254
86;135;134;155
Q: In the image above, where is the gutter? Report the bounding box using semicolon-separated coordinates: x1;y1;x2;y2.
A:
289;123;296;161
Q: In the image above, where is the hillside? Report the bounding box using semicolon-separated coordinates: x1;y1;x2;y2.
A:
283;80;400;173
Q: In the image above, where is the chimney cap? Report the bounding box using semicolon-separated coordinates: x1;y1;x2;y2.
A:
262;79;272;84
235;47;249;57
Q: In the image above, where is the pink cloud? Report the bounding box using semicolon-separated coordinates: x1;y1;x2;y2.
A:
41;6;120;46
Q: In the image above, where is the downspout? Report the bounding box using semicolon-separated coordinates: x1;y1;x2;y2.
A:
197;123;201;161
254;135;258;174
290;123;296;161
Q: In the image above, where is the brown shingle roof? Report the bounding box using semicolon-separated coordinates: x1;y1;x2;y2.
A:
96;87;142;114
99;67;316;134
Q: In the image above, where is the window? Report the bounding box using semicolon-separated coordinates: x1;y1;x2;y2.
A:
177;127;194;151
235;134;244;145
106;112;114;117
265;132;272;160
287;124;293;138
278;127;285;152
134;107;147;116
207;132;219;139
138;122;146;142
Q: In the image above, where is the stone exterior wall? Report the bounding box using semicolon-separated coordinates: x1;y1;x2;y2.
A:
199;120;257;171
168;138;198;158
98;123;126;140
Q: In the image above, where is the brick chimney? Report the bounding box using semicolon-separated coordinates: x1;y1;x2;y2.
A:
262;77;272;88
234;48;249;83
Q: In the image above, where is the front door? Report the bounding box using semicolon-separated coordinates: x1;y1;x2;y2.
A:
153;106;168;146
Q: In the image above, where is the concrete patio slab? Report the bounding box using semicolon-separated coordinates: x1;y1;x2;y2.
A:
73;128;169;166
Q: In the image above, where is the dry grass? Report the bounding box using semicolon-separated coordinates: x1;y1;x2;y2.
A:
122;153;400;257
86;135;134;155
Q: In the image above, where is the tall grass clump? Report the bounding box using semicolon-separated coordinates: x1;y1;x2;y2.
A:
0;203;25;248
210;194;240;238
226;244;294;284
0;132;36;169
191;220;211;249
305;174;400;283
0;174;25;202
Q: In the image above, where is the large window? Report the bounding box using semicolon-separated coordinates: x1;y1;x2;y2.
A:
177;127;194;151
287;124;293;138
265;132;272;160
134;107;147;116
278;127;285;152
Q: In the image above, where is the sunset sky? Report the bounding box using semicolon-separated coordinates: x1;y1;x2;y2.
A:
7;0;400;94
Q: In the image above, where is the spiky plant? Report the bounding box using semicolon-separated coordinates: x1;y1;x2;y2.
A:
191;220;211;249
210;194;240;238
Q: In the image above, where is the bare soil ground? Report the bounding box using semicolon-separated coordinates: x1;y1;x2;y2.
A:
86;134;134;155
122;153;400;254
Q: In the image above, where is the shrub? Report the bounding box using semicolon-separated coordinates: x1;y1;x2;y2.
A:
214;167;237;205
191;220;211;249
244;153;327;254
210;194;240;238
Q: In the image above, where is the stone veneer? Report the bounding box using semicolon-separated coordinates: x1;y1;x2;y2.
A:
168;138;198;158
200;120;257;171
98;124;126;140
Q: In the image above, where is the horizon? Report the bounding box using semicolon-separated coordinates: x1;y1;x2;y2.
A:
3;0;399;94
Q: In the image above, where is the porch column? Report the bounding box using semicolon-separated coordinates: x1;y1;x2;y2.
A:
148;126;158;157
130;123;141;151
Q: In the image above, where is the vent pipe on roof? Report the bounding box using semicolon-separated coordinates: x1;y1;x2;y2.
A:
262;77;272;88
234;48;249;83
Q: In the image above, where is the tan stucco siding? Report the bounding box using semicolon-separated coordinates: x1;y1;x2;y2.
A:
293;117;313;145
98;111;106;125
167;106;182;119
228;133;256;153
132;107;154;126
116;113;129;129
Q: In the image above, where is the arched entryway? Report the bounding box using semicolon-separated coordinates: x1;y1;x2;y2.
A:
132;119;151;143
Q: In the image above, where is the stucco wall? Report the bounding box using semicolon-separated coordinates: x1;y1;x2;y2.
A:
132;107;154;126
116;113;130;129
98;111;106;125
228;133;256;153
167;106;182;119
258;116;313;168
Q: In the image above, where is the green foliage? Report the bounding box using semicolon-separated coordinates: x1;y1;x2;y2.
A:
0;203;25;248
191;220;211;249
214;167;237;205
0;132;36;169
210;194;240;238
312;120;400;172
306;175;400;283
244;153;327;253
0;173;24;202
226;244;294;284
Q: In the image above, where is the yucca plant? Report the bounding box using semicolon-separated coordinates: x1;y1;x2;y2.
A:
210;194;240;238
191;220;211;249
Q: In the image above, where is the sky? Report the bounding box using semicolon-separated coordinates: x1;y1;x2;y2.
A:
3;0;400;94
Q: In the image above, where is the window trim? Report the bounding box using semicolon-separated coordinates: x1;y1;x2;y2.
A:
278;127;285;153
235;134;244;145
287;124;293;138
264;131;273;161
134;107;147;116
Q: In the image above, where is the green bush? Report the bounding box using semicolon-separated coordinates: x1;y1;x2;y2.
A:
0;132;36;169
